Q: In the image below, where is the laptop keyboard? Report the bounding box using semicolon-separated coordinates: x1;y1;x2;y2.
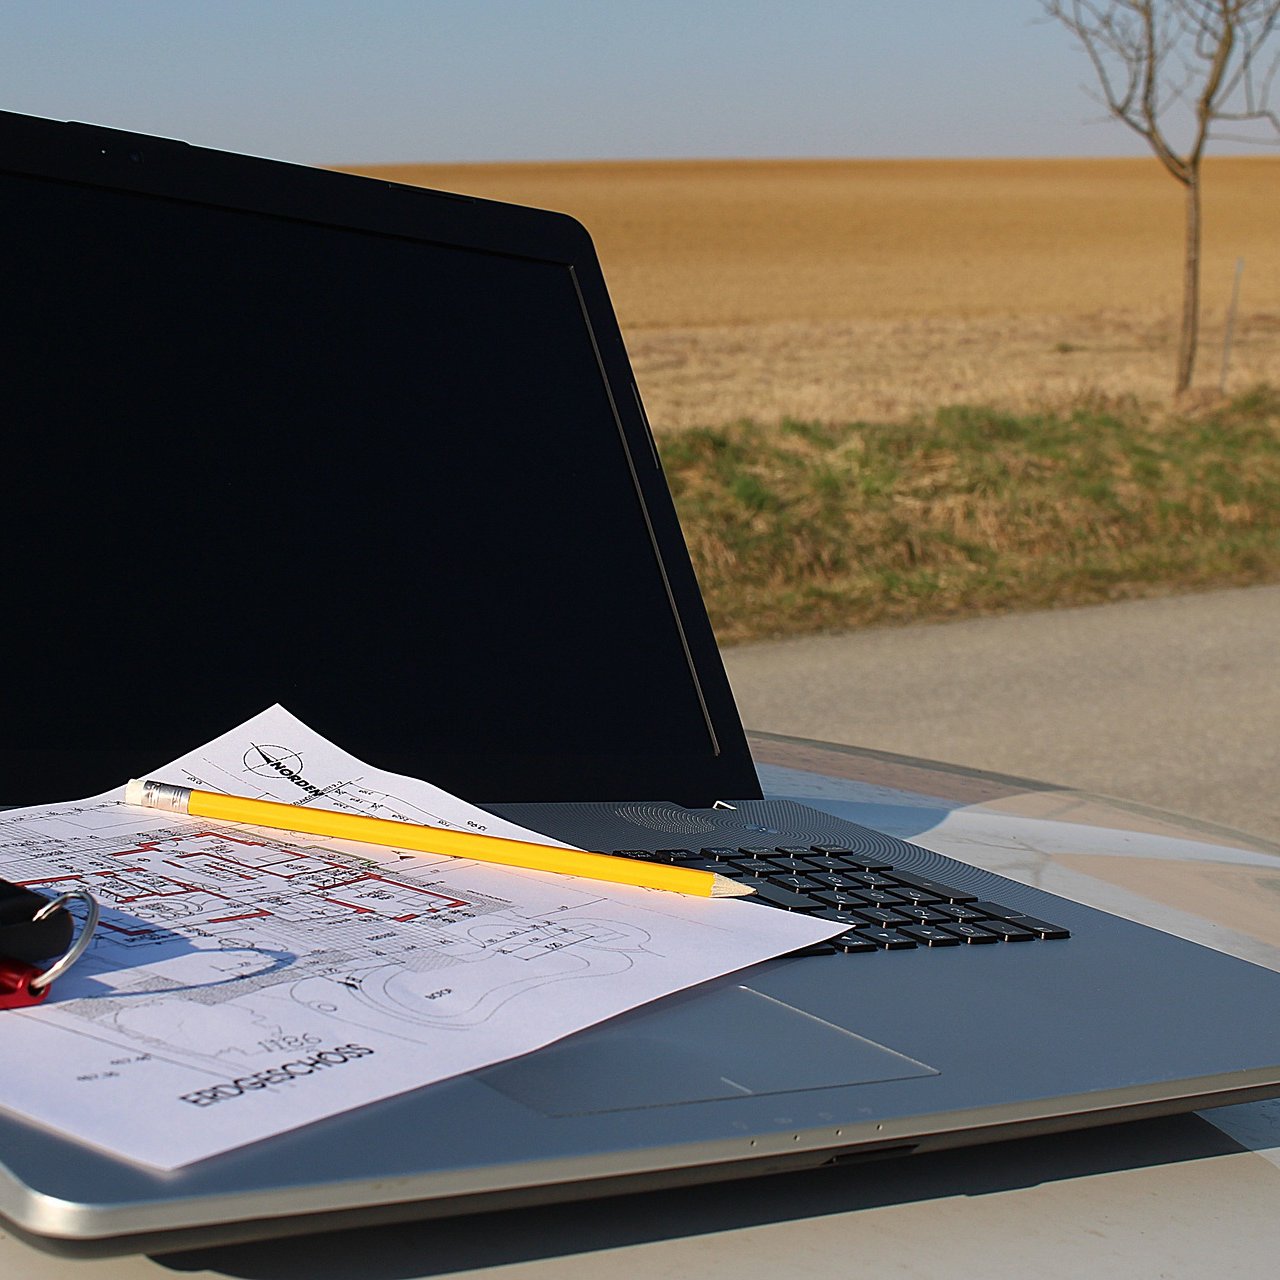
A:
614;844;1070;953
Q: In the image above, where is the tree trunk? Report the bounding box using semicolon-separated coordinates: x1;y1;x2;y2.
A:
1176;172;1202;397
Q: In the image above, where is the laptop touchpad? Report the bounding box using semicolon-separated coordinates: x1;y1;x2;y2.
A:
481;985;938;1116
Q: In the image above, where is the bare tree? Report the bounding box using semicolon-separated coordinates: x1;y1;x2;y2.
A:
1043;1;1280;395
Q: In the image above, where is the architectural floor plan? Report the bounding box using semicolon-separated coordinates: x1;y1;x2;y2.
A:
0;707;837;1168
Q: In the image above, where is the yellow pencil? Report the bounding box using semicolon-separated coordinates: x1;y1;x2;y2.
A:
124;779;753;898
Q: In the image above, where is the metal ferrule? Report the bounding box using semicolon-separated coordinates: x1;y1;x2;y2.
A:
136;779;193;814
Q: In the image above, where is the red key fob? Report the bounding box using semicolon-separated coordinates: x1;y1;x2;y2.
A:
0;955;51;1009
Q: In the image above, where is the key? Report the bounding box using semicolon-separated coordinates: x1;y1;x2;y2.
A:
828;930;880;953
765;873;823;893
853;907;913;927
858;928;917;950
1006;915;1071;940
898;924;963;947
979;919;1037;941
897;906;954;925
943;922;1001;944
887;874;978;903
741;881;816;910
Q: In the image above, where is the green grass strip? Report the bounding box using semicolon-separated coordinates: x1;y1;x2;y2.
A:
661;386;1280;645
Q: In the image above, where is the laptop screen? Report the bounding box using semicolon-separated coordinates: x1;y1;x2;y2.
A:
0;116;757;806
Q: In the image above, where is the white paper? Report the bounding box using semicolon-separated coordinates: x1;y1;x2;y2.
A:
0;706;839;1169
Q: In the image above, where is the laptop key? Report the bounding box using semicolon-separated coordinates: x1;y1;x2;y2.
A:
811;908;868;928
898;925;963;947
979;919;1037;941
891;885;945;905
853;907;914;927
741;881;816;910
967;901;1027;919
1005;915;1071;940
897;906;954;925
887;874;978;903
846;872;899;889
785;940;840;957
812;888;874;910
943;922;1001;944
765;873;824;892
808;871;868;889
764;855;821;873
805;851;895;872
859;928;917;950
935;904;988;923
829;930;880;953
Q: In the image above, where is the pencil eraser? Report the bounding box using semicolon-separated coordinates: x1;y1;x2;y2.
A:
124;778;146;806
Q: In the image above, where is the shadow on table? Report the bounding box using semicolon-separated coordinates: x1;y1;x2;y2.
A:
158;1112;1249;1280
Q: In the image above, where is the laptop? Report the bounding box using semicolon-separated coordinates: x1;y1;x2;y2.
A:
2;109;1279;1255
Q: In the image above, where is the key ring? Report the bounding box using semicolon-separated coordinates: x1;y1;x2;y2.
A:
28;890;100;991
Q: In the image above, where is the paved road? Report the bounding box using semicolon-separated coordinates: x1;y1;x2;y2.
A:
722;584;1280;846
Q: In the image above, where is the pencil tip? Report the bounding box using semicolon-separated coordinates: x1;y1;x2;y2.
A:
710;876;755;898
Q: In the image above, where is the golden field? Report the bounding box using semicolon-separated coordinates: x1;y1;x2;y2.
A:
348;157;1280;426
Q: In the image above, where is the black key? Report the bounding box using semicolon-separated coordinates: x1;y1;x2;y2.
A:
898;924;963;947
979;919;1037;941
811;908;868;928
764;873;822;893
785;941;840;957
855;888;911;908
1007;915;1071;940
943;922;1001;944
613;849;662;860
700;847;741;861
810;843;895;867
889;885;944;905
736;847;777;858
735;859;778;875
654;848;701;862
846;871;899;889
705;862;752;879
897;906;954;925
774;846;817;857
741;881;816;910
828;930;880;953
764;855;820;873
962;901;1024;921
859;928;917;950
805;852;894;873
888;874;978;903
812;888;874;910
807;872;870;892
935;904;988;924
853;907;914;927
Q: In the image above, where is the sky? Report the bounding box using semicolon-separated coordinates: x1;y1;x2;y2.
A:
0;1;1269;167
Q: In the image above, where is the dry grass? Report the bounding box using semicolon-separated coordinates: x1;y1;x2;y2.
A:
347;156;1280;425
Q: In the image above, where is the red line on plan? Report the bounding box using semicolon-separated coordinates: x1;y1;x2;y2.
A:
207;910;273;923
